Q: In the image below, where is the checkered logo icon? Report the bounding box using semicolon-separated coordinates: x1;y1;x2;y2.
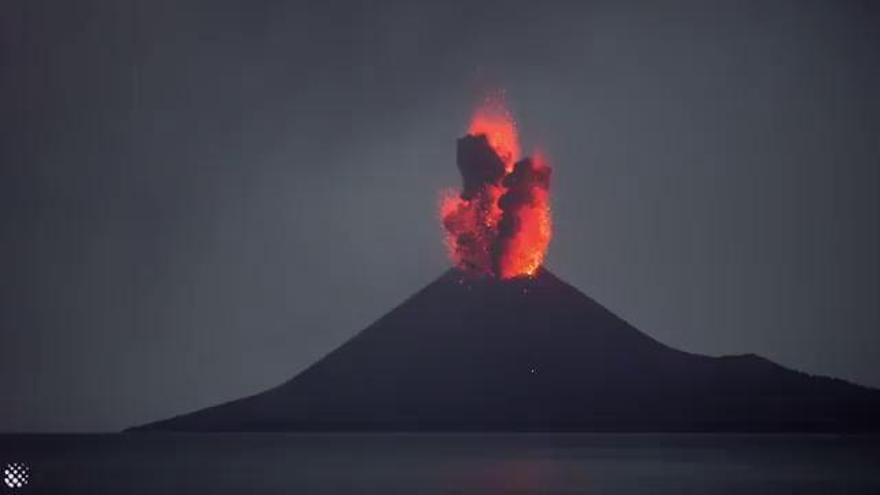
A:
3;463;29;489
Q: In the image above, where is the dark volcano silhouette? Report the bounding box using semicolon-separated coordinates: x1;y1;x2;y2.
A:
132;269;880;432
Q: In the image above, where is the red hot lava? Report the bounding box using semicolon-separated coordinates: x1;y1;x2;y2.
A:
441;98;552;279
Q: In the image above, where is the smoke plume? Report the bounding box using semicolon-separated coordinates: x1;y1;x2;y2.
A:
441;98;552;279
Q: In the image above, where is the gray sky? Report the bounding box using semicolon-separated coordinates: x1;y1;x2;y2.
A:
1;0;878;432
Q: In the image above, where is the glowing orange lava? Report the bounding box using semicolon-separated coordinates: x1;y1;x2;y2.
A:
497;154;552;278
467;101;521;172
441;97;552;279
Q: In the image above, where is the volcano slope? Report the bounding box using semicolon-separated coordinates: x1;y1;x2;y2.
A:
132;269;880;432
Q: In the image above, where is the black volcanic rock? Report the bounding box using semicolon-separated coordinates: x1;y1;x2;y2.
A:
132;269;880;432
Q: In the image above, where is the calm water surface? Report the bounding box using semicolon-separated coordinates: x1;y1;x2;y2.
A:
1;433;878;494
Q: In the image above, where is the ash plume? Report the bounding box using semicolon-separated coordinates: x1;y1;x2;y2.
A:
441;100;552;279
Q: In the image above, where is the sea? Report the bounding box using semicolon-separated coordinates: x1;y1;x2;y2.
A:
1;433;878;494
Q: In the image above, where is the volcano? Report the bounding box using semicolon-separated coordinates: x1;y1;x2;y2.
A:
133;268;880;432
132;98;879;432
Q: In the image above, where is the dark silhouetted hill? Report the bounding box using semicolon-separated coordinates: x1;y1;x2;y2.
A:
131;269;880;432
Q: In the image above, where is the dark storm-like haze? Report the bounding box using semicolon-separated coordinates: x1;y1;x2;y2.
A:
1;0;878;431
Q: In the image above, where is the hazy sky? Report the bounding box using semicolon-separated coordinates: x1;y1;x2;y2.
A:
1;0;878;431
